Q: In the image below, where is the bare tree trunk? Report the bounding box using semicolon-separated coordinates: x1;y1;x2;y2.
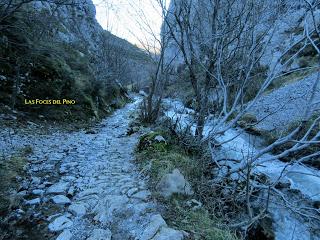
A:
11;64;21;110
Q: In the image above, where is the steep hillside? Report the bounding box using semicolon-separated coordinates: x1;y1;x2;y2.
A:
0;0;151;121
162;0;319;128
158;1;320;239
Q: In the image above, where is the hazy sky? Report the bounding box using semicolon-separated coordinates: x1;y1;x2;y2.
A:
92;0;170;48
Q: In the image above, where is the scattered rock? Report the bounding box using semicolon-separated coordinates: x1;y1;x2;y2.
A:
186;199;202;210
139;90;148;97
17;190;27;197
127;126;140;135
59;166;68;174
140;214;167;240
67;186;75;197
156;169;193;198
93;195;129;224
32;189;44;196
131;190;151;201
47;182;69;194
154;135;166;143
87;228;112;240
19;180;29;191
48;216;73;232
25;198;41;205
68;203;86;217
31;177;41;185
152;227;184;240
43;181;53;187
56;229;73;240
51;195;71;205
0;75;6;81
78;188;100;198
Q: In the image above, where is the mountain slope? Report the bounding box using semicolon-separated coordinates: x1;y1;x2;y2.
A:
0;0;150;120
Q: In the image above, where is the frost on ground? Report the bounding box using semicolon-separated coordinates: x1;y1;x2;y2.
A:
163;98;320;240
249;72;320;131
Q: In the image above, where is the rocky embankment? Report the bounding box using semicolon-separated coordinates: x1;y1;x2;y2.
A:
163;98;320;240
249;72;320;131
0;98;183;240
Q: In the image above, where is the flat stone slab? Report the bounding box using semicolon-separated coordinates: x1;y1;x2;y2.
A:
56;230;73;240
25;198;41;205
47;182;69;194
48;216;73;232
68;203;86;216
140;214;167;240
51;195;71;205
131;190;151;201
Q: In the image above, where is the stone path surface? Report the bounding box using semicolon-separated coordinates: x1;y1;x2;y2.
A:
0;98;183;240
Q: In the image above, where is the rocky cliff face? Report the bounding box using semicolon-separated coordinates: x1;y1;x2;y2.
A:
163;0;319;128
0;0;150;120
163;0;318;71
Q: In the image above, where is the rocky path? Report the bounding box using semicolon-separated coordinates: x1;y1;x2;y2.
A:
1;98;183;240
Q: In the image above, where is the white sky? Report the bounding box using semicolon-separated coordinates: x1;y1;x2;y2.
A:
92;0;170;49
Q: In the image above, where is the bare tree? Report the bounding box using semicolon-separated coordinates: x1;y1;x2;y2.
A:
125;0;176;123
162;0;320;232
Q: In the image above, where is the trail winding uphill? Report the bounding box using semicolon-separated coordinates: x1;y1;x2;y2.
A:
0;98;183;240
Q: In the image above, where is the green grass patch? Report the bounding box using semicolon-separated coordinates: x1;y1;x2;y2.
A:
135;130;238;240
167;198;236;240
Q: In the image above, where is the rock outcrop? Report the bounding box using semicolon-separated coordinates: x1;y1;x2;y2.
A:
156;169;193;198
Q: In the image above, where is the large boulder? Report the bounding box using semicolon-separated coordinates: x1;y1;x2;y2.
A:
140;214;167;240
156;169;193;198
140;214;184;240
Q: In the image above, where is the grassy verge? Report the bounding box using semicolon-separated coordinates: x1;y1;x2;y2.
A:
135;129;237;240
